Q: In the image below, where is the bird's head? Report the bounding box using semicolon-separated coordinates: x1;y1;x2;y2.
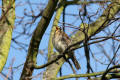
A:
55;26;62;32
56;26;61;30
54;26;62;35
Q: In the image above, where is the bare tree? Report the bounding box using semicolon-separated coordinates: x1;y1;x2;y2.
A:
0;0;120;80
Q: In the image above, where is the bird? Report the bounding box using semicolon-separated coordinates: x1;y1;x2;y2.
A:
52;26;80;69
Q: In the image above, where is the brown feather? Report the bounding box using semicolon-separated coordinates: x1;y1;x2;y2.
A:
52;26;81;70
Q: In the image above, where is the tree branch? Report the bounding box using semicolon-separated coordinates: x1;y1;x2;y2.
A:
20;0;58;80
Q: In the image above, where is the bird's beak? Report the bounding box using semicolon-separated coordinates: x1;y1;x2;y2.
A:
56;26;59;30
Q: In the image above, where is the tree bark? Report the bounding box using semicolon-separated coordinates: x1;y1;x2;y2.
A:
0;0;15;72
20;0;58;80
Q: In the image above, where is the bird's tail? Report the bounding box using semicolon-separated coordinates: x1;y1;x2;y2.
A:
71;55;81;70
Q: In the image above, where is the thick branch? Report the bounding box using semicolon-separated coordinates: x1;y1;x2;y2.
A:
0;0;15;72
72;2;120;46
20;0;58;80
43;0;65;80
56;66;120;80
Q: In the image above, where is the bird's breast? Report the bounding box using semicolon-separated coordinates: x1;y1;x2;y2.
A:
53;37;66;53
